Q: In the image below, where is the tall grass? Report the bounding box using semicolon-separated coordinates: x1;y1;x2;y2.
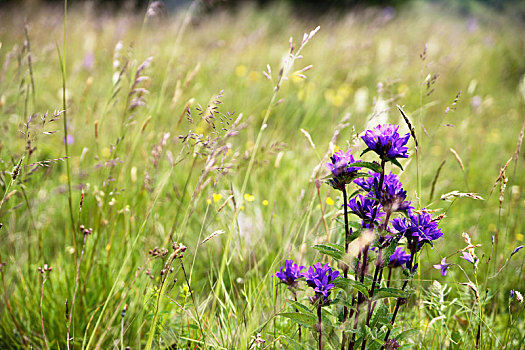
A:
0;1;524;348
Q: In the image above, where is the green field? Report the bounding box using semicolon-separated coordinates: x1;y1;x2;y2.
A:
0;1;524;348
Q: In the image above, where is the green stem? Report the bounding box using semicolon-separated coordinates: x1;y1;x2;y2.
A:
317;302;323;350
341;186;350;350
383;246;416;347
59;0;77;257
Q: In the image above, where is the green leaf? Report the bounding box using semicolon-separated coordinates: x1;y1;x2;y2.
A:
347;221;364;230
384;239;401;266
370;304;390;329
388;157;404;170
331;296;357;312
360;148;373;157
333;278;369;298
279;312;317;329
349;161;382;173
290;301;314;314
395;328;418;342
313;243;345;260
373;288;411;300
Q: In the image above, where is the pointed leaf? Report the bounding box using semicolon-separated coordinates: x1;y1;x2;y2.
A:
373;287;411;300
279;312;317;329
349;161;382;173
333;278;369;298
395;328;418;341
290;301;314;315
360;148;373;157
388;157;404;170
313;243;345;260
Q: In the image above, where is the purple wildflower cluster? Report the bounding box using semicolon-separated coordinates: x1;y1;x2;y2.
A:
274;260;304;287
323;123;444;255
392;211;443;250
361;124;410;160
347;194;384;228
275;261;339;299
276;123;447;348
326;149;360;190
354;171;412;213
303;262;340;297
388;247;411;268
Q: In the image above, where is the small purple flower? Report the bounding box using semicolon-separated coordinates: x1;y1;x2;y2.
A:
302;262;340;298
388;247;411;268
354;171;412;213
460;252;476;264
511;245;524;256
361;124;410;160
433;257;451;276
347;194;384;228
63;134;74;145
326;149;361;190
510;289;515;299
275;260;304;287
392;210;443;249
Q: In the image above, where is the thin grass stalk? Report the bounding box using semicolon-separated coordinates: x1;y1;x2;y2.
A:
0;263;27;345
23;22;36;109
58;0;77;258
145;268;172;350
67;232;88;349
180;260;206;345
120;314;124;350
151;0;198;118
40;275;49;350
83;168;173;350
0;157;23;212
211;30;317;316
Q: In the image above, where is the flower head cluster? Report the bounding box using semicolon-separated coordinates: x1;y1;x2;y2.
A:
326;149;361;190
361;124;410;160
392;211;443;249
354;171;412;213
275;260;304;287
388;247;411;268
347;194;384;228
302;262;340;297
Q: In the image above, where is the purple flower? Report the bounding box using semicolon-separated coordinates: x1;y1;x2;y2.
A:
511;245;524;256
388;247;411;268
327;149;360;176
326;149;361;190
354;171;412;213
460;252;476;264
361;124;410;160
302;262;340;297
392;210;443;249
63;134;74;145
510;289;515;299
275;260;304;287
347;194;384;228
433;257;451;276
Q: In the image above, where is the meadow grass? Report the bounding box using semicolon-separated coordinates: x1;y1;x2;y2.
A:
0;1;524;348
